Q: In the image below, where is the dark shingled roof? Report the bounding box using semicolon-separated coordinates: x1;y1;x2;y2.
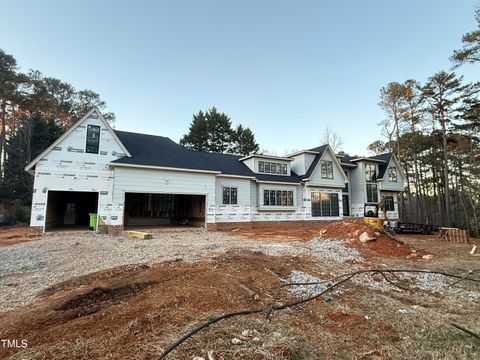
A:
301;145;328;179
112;131;301;183
337;155;358;166
368;153;393;179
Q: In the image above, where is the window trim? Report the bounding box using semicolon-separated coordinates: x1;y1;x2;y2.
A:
383;195;395;211
365;163;377;182
366;183;378;203
260;188;295;210
222;186;238;205
388;167;398;182
257;160;288;175
311;191;340;217
320;160;334;179
85;124;101;154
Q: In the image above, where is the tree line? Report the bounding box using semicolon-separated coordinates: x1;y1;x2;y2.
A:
369;7;480;234
0;49;115;222
0;49;260;224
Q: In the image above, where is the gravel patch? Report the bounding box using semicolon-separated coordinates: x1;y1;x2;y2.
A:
304;238;363;263
286;269;480;300
0;230;295;313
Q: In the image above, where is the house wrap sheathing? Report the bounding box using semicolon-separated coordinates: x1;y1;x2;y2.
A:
25;108;405;233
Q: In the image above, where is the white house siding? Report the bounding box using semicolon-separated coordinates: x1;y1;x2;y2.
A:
290;153;317;176
378;159;405;192
30;113;125;230
349;162;366;217
307;149;346;188
112;167;216;225
214;177;251;223
289;154;306;175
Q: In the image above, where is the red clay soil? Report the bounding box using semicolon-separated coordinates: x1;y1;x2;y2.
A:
232;219;424;258
0;251;317;359
0;224;39;247
317;220;423;258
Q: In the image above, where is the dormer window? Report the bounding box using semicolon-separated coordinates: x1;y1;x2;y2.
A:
86;125;101;154
320;160;333;179
258;160;288;175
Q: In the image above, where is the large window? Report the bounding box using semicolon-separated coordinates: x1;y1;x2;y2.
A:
258;161;288;175
383;195;395;211
222;187;238;205
388;167;398;182
366;183;378;203
86;125;101;154
311;192;339;217
320;160;333;179
365;163;376;182
263;189;294;206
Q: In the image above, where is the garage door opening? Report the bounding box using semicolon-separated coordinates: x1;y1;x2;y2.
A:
46;191;99;231
124;193;205;229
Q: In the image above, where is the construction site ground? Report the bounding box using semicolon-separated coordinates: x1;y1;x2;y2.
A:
0;220;479;360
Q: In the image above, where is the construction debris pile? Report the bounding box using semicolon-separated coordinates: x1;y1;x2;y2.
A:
316;220;424;258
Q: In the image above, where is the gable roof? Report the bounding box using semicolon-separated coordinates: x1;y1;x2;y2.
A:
302;145;328;179
301;144;348;183
369;153;393;179
112;130;302;182
25;107;130;171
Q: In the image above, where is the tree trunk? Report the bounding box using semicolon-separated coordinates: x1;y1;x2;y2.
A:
0;100;6;181
438;111;451;227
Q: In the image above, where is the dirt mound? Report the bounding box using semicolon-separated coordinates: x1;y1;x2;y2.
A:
40;264;151;297
317;220;422;258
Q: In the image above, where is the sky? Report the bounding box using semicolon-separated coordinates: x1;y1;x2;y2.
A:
1;0;479;156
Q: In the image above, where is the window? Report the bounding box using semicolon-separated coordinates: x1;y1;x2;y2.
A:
388;167;398;182
311;192;339;217
222;187;238;204
321;160;333;179
365;163;376;182
287;191;294;206
383;195;395;211
366;183;378;203
86;125;101;154
258;161;265;172
265;162;271;173
262;189;294;207
258;161;288;175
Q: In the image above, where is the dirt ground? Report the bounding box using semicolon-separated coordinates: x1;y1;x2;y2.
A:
0;225;40;247
0;221;479;360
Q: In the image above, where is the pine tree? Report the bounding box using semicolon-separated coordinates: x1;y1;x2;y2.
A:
206;107;234;153
180;110;209;151
451;7;480;67
233;124;259;156
180;107;259;154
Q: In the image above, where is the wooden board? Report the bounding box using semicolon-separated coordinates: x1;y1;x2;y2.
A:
126;231;153;240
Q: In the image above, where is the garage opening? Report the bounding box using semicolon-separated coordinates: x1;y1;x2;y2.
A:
124;193;206;229
46;191;99;231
